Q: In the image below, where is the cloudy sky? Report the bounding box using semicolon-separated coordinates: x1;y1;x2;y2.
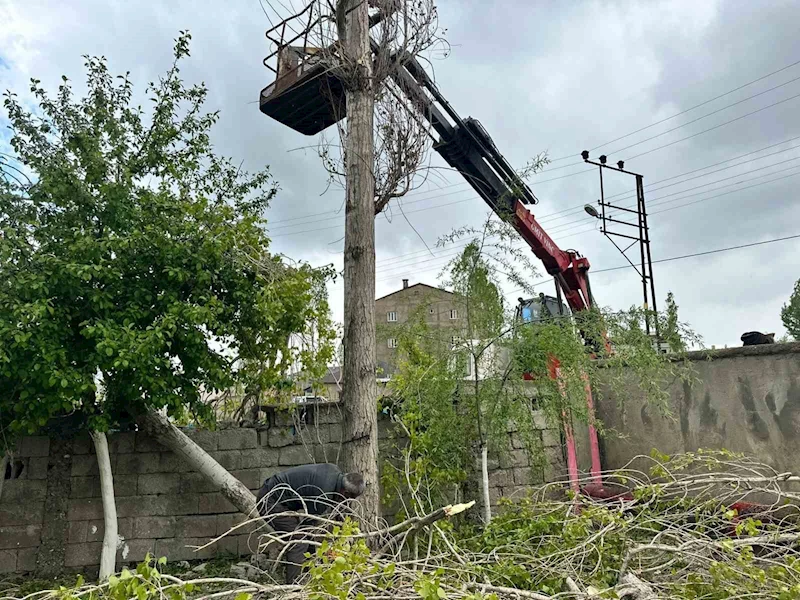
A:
2;0;799;348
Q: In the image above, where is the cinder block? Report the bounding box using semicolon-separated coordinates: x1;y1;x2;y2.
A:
117;539;156;564
0;496;44;527
211;451;242;471
181;472;219;494
185;429;218;452
0;550;17;574
313;444;339;464
16;547;37;572
118;518;133;540
231;469;262;491
257;430;270;447
27;457;49;480
70;476;100;499
316;406;342;424
279;445;311;466
499;449;529;469
73;437;92;455
198;493;237;515
135;433;166;453
265;428;295;448
513;467;535;486
71;454;99;477
504;485;530;500
488;469;513;488
20;436;49;457
133;516;177;539
299;424;326;444
162;494;200;516
109;432;136;454
217;429;257;451
0;525;41;549
113;475;139;497
159;452;192;473
176;515;218;538
327;423;343;443
64;542;102;567
488;486;503;504
532;410;549;429
84;518;132;542
216;514;261;537
154;537;216;561
238;534;259;556
115;495;162;518
117;453;163;474
68;520;88;544
67;498;104;521
476;454;500;471
272;411;294;428
543;447;567;483
138;473;181;496
239;448;279;469
2;480;46;505
541;429;562;448
217;534;240;557
510;433;526;450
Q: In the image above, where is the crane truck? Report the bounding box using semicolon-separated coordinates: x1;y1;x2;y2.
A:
257;8;605;490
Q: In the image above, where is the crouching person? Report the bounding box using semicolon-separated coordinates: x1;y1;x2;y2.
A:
256;463;365;584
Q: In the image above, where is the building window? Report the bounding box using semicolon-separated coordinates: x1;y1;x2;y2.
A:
449;309;458;320
388;338;398;348
387;311;397;322
451;336;458;346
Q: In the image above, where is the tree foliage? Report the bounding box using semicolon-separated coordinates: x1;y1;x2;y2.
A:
782;279;800;341
0;32;334;445
382;210;701;515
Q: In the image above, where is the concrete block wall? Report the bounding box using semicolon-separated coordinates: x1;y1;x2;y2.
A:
0;404;565;575
476;417;567;517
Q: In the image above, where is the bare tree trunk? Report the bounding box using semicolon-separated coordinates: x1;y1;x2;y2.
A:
138;409;257;515
339;0;380;522
480;445;491;524
90;431;117;580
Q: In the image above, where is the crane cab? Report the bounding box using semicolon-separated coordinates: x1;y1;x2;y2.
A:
516;294;570;324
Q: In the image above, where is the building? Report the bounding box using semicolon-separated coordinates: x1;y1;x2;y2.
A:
375;279;463;372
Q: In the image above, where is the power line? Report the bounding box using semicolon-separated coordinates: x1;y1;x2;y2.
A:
625;91;800;161
593;233;800;274
361;171;800;284
525;162;800;238
545;56;800;163
594;62;800;151
323;161;800;287
536;138;800;228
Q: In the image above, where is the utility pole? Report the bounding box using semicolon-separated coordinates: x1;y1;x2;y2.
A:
337;0;380;521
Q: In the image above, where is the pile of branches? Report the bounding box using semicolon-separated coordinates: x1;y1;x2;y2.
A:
6;451;800;600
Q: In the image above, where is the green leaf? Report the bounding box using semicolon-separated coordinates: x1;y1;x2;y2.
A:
234;594;253;600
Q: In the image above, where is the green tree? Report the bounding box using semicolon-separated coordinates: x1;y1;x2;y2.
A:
0;33;334;573
781;279;800;340
384;214;701;524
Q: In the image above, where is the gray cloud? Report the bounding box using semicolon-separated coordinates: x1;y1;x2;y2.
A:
2;0;798;346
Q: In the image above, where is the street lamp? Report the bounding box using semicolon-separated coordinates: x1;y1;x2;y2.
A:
584;204;600;219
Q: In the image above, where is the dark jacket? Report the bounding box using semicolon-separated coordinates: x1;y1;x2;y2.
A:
256;463;344;516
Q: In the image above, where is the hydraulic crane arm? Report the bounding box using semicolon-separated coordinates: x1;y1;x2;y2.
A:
258;29;595;313
387;54;595;313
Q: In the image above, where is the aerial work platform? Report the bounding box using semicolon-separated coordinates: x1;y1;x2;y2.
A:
258;3;346;135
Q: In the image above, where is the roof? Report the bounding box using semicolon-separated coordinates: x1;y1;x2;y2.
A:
375;282;453;302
